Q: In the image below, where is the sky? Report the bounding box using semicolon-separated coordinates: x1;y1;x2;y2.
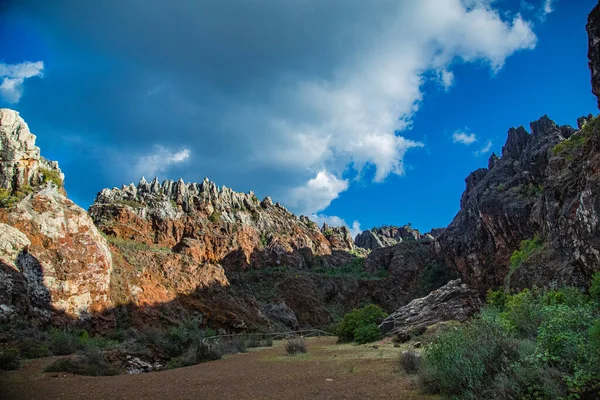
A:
0;0;598;237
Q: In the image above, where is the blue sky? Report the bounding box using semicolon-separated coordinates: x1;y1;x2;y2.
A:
0;0;597;236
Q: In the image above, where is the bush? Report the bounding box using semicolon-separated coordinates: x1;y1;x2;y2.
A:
420;286;600;399
336;304;388;343
166;344;222;369
354;323;380;344
208;211;221;223
49;329;79;355
509;236;544;271
399;350;421;375
18;340;51;359
39;168;63;188
0;348;21;370
285;338;307;355
45;348;119;376
590;271;600;302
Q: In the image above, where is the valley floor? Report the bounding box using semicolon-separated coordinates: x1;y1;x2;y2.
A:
0;337;437;400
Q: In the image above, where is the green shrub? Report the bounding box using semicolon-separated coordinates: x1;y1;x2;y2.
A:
18;340;51;359
166;344;222;369
39;168;63;188
209;211;221;223
509;236;544;271
420;286;600;399
44;348;119;376
0;348;21;370
354;323;380;344
590;272;600;302
336;304;388;343
496;183;506;192
49;329;79;355
284;338;307;355
0;185;33;208
420;311;511;397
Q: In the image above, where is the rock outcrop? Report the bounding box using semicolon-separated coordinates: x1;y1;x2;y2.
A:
588;2;600;109
379;279;482;339
0;109;113;321
0;109;64;194
355;225;423;250
438;115;600;293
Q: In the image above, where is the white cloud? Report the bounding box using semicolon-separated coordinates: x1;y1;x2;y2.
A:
12;0;538;214
474;140;493;156
543;0;555;16
0;61;44;103
286;170;348;216
439;69;455;90
349;221;362;239
253;0;535;213
452;130;478;145
133;146;191;178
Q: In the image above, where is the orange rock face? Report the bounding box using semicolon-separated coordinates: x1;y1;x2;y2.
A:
0;187;113;317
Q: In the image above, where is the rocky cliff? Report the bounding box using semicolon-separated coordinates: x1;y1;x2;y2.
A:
437;114;600;293
0;109;113;323
355;225;431;250
588;2;600;109
87;173;443;331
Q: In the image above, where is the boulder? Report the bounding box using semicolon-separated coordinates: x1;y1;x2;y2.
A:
379;279;482;339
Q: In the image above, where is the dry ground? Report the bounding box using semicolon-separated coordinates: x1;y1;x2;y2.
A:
0;337;438;400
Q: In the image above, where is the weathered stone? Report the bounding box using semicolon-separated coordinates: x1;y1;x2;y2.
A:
0;109;64;194
355;225;422;250
379;279;482;338
261;302;298;330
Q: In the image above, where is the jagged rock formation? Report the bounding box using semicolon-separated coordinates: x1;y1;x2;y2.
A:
355;225;423;250
438;115;600;293
0;109;113;320
0;109;64;194
89;177;347;269
89;174;441;330
379;279;482;339
588;2;600;109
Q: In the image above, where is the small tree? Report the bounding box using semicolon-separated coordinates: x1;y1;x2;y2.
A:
336;304;388;344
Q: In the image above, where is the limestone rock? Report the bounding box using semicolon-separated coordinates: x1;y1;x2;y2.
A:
0;109;64;193
1;187;113;317
379;279;481;338
355;225;422;250
0;222;30;265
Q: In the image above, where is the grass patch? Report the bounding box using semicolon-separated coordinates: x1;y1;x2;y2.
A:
104;235;171;253
114;199;145;208
553;114;600;160
39;168;63;188
209;211;221;223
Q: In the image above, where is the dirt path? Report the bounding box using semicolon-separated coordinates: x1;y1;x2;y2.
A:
1;337;437;400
